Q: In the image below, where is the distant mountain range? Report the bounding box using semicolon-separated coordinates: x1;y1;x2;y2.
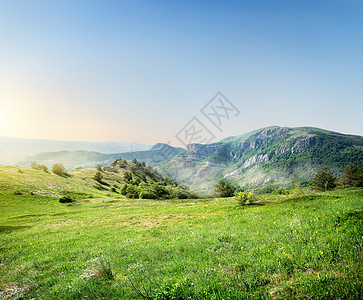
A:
1;126;362;195
16;143;184;171
0;136;151;164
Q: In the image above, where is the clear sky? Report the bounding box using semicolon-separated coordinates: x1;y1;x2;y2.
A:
0;0;362;146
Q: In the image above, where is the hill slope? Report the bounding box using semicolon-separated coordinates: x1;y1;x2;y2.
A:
158;126;363;194
0;157;196;200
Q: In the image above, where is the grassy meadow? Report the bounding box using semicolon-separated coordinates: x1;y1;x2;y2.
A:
0;167;362;299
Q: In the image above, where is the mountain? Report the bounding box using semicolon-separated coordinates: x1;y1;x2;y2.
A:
17;143;185;171
0;136;151;164
157;126;363;195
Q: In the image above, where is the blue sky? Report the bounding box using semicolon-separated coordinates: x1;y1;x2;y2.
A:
0;0;362;145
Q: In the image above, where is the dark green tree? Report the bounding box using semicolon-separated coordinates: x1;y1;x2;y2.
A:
214;180;236;197
94;171;103;182
338;163;357;186
310;166;336;191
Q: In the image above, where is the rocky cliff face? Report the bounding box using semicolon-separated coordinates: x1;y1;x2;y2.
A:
186;143;224;156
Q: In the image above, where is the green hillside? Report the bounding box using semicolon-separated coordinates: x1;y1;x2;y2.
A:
0;158;196;200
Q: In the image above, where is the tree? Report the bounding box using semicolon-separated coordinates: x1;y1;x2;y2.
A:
52;163;67;176
96;164;103;172
310;166;336;191
94;171;103;182
214;180;236;197
338;163;357;186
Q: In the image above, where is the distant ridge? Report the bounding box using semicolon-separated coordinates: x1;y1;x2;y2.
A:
0;136;151;164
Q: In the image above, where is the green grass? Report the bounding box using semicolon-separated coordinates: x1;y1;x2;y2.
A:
1;184;362;299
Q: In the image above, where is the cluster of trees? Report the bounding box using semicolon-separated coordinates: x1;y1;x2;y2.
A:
310;163;363;191
120;177;197;200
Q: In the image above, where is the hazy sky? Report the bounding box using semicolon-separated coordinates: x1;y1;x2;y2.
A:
0;0;362;146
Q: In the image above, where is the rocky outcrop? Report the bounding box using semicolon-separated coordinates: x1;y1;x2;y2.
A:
291;137;316;154
242;154;270;168
275;146;289;155
224;169;243;178
186;143;224;156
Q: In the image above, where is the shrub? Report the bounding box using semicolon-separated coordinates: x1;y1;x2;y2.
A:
235;191;257;206
52;163;67;176
30;161;38;169
30;161;49;172
91;258;113;279
13;190;23;195
94;171;103;182
40;165;49;173
59;195;74;203
96;164;103;172
274;187;290;195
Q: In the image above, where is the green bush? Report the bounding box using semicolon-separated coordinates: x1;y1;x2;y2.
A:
94;171;103;182
59;195;74;203
30;161;49;172
13;190;23;195
274;187;290;195
52;163;67;176
235;191;257;206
